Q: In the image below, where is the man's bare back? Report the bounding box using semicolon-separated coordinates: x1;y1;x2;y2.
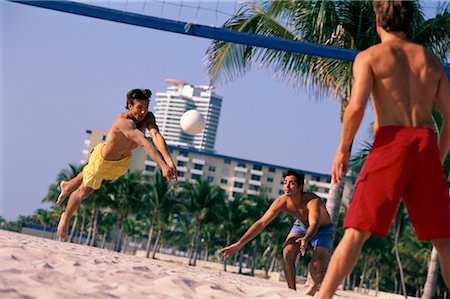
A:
359;38;444;130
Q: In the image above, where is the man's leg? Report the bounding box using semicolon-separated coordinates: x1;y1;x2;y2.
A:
431;238;450;288
283;234;301;290
304;247;328;296
57;183;94;241
316;228;371;299
57;172;84;205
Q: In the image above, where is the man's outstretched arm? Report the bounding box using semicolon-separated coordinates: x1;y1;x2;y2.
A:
332;52;373;183
220;199;282;258
435;66;450;164
117;119;172;181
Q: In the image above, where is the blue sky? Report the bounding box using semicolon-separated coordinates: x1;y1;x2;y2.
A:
1;1;442;221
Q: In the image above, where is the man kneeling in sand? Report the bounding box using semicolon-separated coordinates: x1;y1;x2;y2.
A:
221;169;333;295
56;89;177;241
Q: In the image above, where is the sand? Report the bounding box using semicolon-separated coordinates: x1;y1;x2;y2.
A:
0;229;379;299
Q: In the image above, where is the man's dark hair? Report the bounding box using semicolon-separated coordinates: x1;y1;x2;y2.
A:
373;0;414;33
282;169;305;187
126;89;152;110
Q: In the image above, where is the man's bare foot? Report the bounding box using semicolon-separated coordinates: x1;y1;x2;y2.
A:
57;212;69;241
57;181;69;205
304;283;319;296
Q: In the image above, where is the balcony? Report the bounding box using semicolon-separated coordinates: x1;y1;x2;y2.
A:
234;166;248;173
231;187;244;193
308;180;331;189
177;166;187;172
249;180;262;186
192;158;205;165
145;160;157;166
250;169;264;176
247;189;260;196
233;177;246;183
177;155;189;162
191;169;203;175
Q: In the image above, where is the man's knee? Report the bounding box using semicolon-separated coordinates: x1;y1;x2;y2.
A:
432;238;450;254
283;238;300;262
345;228;371;243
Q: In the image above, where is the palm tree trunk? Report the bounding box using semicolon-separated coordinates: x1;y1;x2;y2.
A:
85;207;96;245
145;216;156;258
359;250;371;290
101;231;107;249
68;213;78;243
394;218;407;299
78;210;86;244
325;179;345;249
122;235;129;253
90;208;99;246
264;240;273;278
422;247;440;299
192;224;202;266
188;225;200;266
203;244;209;261
151;224;162;259
238;250;244;274
223;232;231;271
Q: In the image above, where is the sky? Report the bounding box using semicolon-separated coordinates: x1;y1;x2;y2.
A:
0;0;443;221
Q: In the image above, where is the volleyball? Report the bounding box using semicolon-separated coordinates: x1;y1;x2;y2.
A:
180;110;205;135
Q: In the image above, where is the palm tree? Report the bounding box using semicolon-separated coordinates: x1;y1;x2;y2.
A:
204;0;450;236
178;179;226;266
220;194;252;271
109;171;145;252
140;170;177;259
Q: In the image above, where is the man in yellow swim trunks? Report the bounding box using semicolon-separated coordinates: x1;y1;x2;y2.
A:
56;89;177;241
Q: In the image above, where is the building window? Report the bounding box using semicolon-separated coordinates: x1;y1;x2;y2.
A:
266;187;273;193
237;162;246;168
253;165;262;171
224;159;231;164
251;174;261;181
269;167;276;173
178;172;185;177
208;166;216;172
221;169;229;175
177;161;187;167
267;177;274;183
233;182;244;188
179;151;188;157
249;185;259;191
220;178;228;184
102;135;107;141
207;176;215;182
279;189;284;195
145;165;155;172
191;174;201;180
194;164;203;170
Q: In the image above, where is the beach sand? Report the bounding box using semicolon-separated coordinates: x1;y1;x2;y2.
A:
0;229;378;299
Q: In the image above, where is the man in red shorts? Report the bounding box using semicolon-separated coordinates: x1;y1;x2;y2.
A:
317;1;450;298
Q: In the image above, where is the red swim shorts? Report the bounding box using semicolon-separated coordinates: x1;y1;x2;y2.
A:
344;126;450;240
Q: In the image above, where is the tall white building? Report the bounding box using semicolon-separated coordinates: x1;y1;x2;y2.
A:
153;79;222;153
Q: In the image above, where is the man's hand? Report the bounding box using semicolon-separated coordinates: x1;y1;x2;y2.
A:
220;243;242;258
295;238;308;256
167;162;179;182
161;165;175;186
332;149;350;184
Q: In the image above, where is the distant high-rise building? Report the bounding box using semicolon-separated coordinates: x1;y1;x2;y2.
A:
153;79;222;152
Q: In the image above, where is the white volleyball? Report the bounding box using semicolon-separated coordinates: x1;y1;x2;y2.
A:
180;110;205;135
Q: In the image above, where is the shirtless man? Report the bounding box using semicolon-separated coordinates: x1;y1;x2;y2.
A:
56;89;177;241
317;1;450;298
220;169;333;295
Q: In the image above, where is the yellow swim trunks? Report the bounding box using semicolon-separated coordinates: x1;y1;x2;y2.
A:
82;143;132;190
